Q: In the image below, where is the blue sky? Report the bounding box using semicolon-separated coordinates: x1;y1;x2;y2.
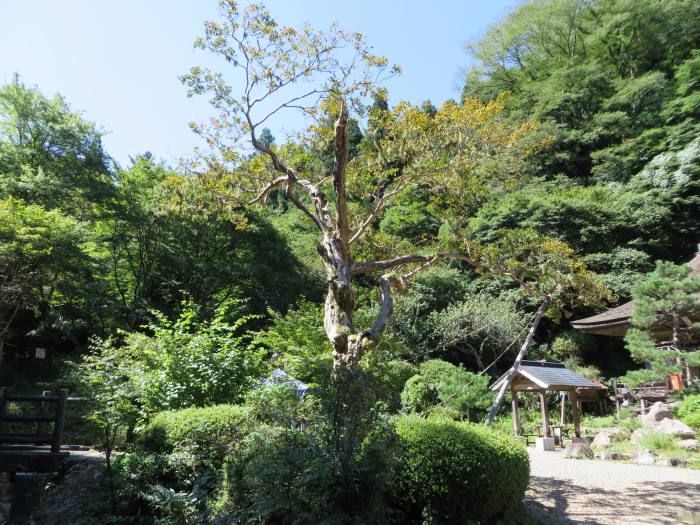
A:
0;1;519;166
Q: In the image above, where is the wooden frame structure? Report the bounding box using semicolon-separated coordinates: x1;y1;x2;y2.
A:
491;361;603;440
0;388;70;472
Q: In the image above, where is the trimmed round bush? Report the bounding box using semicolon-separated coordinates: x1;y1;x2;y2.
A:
138;404;250;464
391;416;529;524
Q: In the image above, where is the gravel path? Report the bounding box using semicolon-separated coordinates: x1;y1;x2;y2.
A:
526;449;700;524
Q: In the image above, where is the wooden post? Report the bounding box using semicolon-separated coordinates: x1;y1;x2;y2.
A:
0;387;6;442
570;389;581;438
51;389;68;453
486;299;549;426
38;390;51;437
640;398;646;415
539;391;550;438
560;392;567;425
511;389;520;436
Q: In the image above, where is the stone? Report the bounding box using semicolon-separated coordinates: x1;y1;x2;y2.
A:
678;439;698;451
535;437;556;451
632;448;656;465
655;457;687;468
590;428;626;449
643;402;672;423
595;450;629;461
630;428;646;445
591;432;612;449
563;442;594;459
654;418;696;439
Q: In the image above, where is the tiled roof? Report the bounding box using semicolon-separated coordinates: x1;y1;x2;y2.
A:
491;360;602;391
571;252;700;336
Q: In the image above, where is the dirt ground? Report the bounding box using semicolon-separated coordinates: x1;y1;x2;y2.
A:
525;449;700;525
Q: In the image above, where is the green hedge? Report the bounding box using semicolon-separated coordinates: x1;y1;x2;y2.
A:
391;416;529;524
138;404;250;464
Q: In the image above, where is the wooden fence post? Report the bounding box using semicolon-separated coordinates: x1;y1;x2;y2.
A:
51;390;68;453
38;390;51;438
570;389;581;438
539;391;550;438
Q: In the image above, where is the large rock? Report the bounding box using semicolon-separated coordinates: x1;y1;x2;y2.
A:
632;449;656;465
591;432;612;449
590;428;626;449
655;418;696;439
563;442;594;459
655;457;687;468
595;450;629;461
630;428;646;445
678;439;698;452
643;402;672;423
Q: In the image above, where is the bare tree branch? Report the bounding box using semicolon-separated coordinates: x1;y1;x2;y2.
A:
333;104;350;246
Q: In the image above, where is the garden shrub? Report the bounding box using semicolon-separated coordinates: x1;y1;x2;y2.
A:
677;394;700;432
401;359;493;421
217;422;396;525
638;431;677;452
139;404;250;465
390;416;529;524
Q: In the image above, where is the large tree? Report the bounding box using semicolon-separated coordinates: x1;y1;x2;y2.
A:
182;1;593;374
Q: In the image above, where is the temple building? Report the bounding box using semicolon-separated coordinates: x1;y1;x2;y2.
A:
571;250;700;381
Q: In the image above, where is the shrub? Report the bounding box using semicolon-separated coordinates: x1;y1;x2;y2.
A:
677;394;700;432
638;431;677;452
139;404;250;465
217;422;397;525
390;416;529;524
401;359;493;421
401;360;458;412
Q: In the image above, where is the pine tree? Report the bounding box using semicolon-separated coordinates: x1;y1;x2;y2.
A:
623;261;700;386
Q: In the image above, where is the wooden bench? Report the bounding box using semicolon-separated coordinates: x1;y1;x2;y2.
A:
0;388;69;472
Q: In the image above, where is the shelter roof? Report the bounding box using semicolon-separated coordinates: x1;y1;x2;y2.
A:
490;360;602;392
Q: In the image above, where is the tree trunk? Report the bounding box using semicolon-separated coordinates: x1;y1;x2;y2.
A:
485;299;549;426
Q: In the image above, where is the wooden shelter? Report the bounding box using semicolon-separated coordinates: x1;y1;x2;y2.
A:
490;361;603;439
571;250;700;382
571;252;700;339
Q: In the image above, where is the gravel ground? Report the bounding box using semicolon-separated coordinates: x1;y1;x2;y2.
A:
525;448;700;525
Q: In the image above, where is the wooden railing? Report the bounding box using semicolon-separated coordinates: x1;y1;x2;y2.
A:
0;388;68;454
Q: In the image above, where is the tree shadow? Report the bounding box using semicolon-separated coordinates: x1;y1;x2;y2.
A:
526;476;700;524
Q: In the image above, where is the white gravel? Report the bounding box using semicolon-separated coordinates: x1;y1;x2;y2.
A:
526;448;700;524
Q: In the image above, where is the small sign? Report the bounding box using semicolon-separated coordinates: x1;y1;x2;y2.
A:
35;347;47;359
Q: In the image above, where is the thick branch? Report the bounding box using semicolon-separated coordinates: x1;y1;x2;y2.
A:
351;252;472;276
249;176;287;205
333;106;350;246
364;274;395;343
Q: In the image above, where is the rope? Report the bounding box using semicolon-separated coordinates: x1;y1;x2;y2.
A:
417;320;533;416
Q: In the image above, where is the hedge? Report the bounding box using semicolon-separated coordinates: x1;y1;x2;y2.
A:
138;404;250;464
391;416;529;524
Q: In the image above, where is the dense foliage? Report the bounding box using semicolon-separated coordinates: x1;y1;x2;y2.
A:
676;394;700;432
